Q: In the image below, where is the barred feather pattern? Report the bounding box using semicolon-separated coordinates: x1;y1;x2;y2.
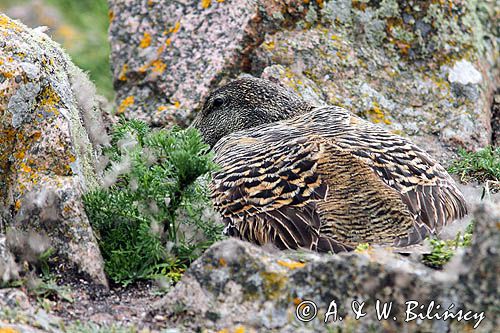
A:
211;106;467;251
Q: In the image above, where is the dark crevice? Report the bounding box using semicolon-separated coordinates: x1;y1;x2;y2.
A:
491;89;499;147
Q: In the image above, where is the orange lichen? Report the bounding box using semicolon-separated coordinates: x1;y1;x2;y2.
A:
157;105;168;112
139;32;152;48
166;38;172;46
108;10;114;21
151;59;167;74
14;200;21;211
201;0;212;9
277;259;305;270
20;162;32;173
14;150;25;159
118;96;135;114
234;327;245;333
293;297;302;305
218;258;227;266
170;21;181;34
119;64;128;81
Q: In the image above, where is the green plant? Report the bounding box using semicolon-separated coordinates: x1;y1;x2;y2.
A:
448;146;500;193
422;222;474;269
45;0;113;99
83;119;224;286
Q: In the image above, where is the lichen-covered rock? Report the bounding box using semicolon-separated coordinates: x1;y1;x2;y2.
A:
108;0;316;126
0;14;108;286
254;0;498;162
0;288;65;333
152;202;499;332
109;0;497;162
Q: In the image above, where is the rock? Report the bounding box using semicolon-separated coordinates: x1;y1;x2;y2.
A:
0;14;108;287
108;0;316;126
152;202;499;332
109;0;497;163
0;288;64;333
251;0;497;163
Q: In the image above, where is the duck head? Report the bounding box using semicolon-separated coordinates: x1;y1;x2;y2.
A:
191;77;312;148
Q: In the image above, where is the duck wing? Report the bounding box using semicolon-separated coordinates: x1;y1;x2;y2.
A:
212;134;351;252
305;107;467;243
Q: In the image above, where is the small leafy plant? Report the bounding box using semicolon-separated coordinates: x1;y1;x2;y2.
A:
422;222;474;269
448;146;500;193
83;119;224;285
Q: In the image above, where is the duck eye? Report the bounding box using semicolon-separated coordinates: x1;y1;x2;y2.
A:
212;97;225;108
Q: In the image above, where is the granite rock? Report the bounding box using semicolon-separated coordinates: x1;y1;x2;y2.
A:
0;14;108;286
108;0;316;126
109;0;498;163
253;0;498;163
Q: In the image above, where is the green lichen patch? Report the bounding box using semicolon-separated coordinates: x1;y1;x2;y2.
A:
83;119;223;286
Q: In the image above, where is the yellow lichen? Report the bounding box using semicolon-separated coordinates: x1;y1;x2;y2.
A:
139;32;152;48
0;15;21;31
118;96;135;114
20;162;31;173
14;200;21;211
119;64;128;81
14;150;25;159
218;257;227;266
260;271;287;299
151;59;167;74
263;40;275;50
367;102;392;125
157;105;167;112
234;326;245;333
201;0;211;9
166;38;172;46
172;21;181;33
277;260;305;270
174;101;180;108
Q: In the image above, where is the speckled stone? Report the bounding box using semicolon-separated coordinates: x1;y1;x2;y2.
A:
0;14;107;287
107;0;314;127
253;0;498;163
152;202;499;332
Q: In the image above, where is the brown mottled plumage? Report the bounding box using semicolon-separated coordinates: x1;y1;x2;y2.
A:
192;77;467;252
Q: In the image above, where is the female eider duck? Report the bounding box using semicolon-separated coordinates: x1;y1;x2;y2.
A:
191;77;467;252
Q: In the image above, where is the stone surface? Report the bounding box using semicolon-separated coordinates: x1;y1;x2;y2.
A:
109;0;497;163
152;201;499;332
0;14;108;286
253;0;498;163
108;0;316;126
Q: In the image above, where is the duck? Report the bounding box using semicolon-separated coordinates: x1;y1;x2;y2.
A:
191;77;467;252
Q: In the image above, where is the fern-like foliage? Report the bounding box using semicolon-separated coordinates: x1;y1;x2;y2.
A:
83;119;223;285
